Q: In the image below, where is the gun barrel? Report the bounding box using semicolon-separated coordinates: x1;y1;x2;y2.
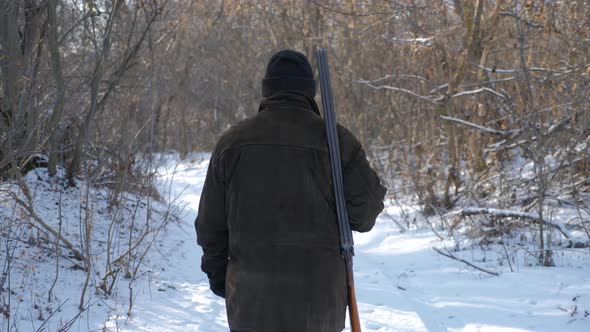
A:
316;48;361;332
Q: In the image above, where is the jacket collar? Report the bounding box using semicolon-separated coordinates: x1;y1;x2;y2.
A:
258;92;321;115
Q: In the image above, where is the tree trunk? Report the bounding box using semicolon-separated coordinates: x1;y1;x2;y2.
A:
67;0;122;185
0;0;21;153
47;0;66;177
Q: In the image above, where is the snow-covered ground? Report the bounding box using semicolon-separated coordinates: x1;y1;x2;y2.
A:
2;154;589;331
126;153;590;332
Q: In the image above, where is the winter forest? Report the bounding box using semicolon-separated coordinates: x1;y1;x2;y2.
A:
1;0;589;331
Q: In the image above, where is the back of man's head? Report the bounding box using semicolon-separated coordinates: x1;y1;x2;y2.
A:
261;50;316;99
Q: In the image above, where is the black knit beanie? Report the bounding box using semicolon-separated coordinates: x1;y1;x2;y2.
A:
261;50;316;99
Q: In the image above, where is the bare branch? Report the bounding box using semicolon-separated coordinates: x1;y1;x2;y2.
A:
499;11;543;29
474;63;574;75
359;74;431;84
433;247;500;276
451;87;506;99
439;115;508;136
354;80;440;104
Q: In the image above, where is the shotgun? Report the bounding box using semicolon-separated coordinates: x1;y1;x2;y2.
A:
316;49;362;332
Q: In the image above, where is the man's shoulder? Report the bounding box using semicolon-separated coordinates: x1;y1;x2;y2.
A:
212;112;361;160
212;115;261;157
336;124;362;149
335;124;364;168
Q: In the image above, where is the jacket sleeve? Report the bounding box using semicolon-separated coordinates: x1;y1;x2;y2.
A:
195;152;228;297
341;132;387;233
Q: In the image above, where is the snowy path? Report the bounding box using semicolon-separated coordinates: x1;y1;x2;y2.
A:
118;154;589;332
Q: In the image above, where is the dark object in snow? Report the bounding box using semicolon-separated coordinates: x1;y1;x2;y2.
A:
569;241;590;249
1;154;48;179
195;49;386;332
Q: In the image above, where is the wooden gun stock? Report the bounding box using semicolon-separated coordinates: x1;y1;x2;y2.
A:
346;263;361;332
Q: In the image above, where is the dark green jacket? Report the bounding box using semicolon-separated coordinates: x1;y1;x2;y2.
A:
196;93;386;332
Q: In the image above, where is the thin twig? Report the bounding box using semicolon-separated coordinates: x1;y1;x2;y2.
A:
433;247;500;276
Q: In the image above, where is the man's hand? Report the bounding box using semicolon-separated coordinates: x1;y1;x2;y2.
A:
209;276;226;298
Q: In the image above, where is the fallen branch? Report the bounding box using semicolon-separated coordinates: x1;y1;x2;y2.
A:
11;194;85;261
11;169;85;261
454;207;573;240
433;247;500;276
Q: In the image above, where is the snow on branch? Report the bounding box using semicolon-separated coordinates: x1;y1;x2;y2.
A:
455;207;573;240
429;83;448;94
357;74;430;84
474;63;573;75
387;36;433;46
429;78;517;95
439;116;508;136
546;113;574;136
356;80;507;105
353;80;440;104
451;87;506;99
574;177;589;188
